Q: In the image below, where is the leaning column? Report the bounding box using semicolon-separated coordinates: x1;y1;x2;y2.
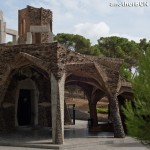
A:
109;94;125;138
51;73;65;144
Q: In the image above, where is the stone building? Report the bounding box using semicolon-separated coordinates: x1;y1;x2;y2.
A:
0;6;132;144
18;5;53;44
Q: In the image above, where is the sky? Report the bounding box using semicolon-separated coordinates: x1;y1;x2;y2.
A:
0;0;150;44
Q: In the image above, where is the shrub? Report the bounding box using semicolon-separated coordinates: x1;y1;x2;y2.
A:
123;47;150;144
96;107;108;114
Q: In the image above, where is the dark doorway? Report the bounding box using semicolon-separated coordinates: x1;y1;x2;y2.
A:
17;89;31;126
35;33;41;44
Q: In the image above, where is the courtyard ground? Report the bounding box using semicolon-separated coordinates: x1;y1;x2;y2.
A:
0;120;149;150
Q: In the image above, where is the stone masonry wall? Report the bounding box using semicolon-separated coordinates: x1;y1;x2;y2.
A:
0;43;70;129
34;76;52;127
0;42;130;131
18;8;30;44
18;6;52;44
0;77;17;129
0;66;52;129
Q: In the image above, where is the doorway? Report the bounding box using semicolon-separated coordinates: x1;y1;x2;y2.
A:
17;89;31;126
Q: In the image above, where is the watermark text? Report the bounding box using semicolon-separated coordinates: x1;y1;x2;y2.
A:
109;1;149;7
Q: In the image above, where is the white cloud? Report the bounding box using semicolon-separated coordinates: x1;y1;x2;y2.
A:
73;22;146;45
110;33;143;42
30;0;74;25
73;22;110;44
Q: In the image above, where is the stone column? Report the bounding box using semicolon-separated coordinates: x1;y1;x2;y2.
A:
51;73;65;144
12;35;18;45
26;32;32;44
109;95;125;138
0;12;6;44
87;89;104;127
64;101;72;125
89;102;98;127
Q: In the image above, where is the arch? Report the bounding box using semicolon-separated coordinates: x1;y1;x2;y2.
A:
0;52;49;88
66;63;125;137
65;73;106;127
0;52;50;106
118;87;133;96
1;61;51;128
15;78;38;127
66;62;113;97
66;74;104;92
66;74;106;102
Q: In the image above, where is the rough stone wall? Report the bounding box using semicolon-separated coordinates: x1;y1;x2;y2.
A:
41;7;52;26
0;67;52;129
38;106;51;126
0;43;56;129
3;78;17;104
56;44;122;96
18;6;52;44
0;107;15;129
94;57;123;94
0;43;63;129
0;77;17;129
34;77;52;127
41;32;50;43
85;56;124;95
28;6;41;25
18;35;26;44
0;42;124;96
18;8;30;44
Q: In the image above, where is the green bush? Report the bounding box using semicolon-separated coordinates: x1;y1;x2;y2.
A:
123;47;150;144
96;107;108;114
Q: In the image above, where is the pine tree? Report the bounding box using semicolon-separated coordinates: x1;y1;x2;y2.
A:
123;47;150;144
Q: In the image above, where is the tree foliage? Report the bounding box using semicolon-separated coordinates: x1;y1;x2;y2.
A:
54;33;91;54
139;38;150;54
123;47;150;144
54;33;99;56
97;36;143;70
7;41;13;45
119;63;132;80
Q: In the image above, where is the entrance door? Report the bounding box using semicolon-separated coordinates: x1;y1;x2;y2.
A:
17;89;31;126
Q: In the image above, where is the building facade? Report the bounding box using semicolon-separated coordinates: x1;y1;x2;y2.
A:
0;6;132;144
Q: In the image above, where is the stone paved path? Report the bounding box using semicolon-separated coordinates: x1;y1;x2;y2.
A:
0;120;149;150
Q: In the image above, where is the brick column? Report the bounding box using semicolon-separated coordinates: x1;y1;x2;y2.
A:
51;73;65;144
109;95;125;138
89;102;98;127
